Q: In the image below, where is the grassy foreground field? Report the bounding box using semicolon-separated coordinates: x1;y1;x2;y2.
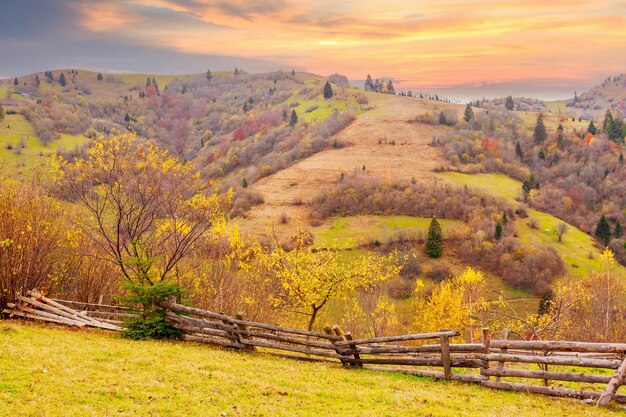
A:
1;322;624;417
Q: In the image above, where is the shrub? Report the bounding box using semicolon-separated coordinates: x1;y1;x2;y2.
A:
426;265;451;282
122;281;183;340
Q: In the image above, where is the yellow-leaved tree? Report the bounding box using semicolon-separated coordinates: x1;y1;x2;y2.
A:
52;133;228;339
52;133;227;287
415;267;492;342
264;234;401;331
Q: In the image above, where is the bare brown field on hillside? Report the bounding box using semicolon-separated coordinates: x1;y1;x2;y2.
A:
247;95;463;225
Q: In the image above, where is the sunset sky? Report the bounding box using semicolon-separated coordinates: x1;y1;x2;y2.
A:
2;0;625;99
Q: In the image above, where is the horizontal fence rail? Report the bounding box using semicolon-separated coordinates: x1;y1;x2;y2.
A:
3;292;626;407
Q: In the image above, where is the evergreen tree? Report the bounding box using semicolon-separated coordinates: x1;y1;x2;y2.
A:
425;218;443;258
603;109;615;140
289;109;298;127
615;221;623;238
538;148;546;160
439;111;447;125
522;180;532;200
556;124;565;150
323;81;334;99
620;152;624;164
463;104;474;122
59;72;66;87
242;177;248;188
407;90;413;97
533;113;547;144
502;211;508;224
538;289;555;316
505;95;514;111
515;141;524;160
587;120;597;135
364;74;375;91
151;78;159;95
34;75;40;87
595;214;612;246
282;109;288;121
243;101;249;112
13;77;18;86
97;72;103;81
234;67;240;76
386;79;395;94
124;112;130;122
291;69;295;77
494;221;503;241
206;69;212;81
146;77;151;87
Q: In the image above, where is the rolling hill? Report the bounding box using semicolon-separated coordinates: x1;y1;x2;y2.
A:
1;68;625;321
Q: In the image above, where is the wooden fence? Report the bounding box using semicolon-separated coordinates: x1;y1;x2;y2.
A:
159;298;626;406
3;293;626;406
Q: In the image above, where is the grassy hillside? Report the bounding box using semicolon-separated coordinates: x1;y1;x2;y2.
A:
1;322;623;417
0;114;88;177
436;172;625;278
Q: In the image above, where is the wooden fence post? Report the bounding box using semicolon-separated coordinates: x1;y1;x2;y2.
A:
440;329;452;379
598;356;626;406
220;312;242;348
325;326;347;365
344;331;362;368
481;328;491;379
236;312;255;351
496;328;510;382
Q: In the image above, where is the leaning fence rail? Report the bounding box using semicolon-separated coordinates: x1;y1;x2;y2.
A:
3;292;626;406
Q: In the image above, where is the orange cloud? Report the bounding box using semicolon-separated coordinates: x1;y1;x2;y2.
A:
70;0;626;91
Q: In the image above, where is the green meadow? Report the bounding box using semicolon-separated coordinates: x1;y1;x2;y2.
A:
1;322;622;417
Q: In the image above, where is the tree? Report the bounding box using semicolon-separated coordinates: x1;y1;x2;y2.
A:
206;69;212;81
494;221;503;241
289;109;298;127
291;68;295;77
537;289;555;316
234;67;240;76
415;267;490;341
595;215;612;246
533;113;547;144
97;72;103;81
34;75;40;87
604;109;615;140
52;133;225;287
0;103;4;121
556;222;569;242
13;77;18;86
556;124;565;150
386;80;395;94
242;177;248;188
615;221;623;238
463;104;474;122
59;72;66;87
522;180;532;201
265;234;400;330
0;180;68;310
323;81;334;99
515;141;524;160
588;121;597;135
364;74;375;91
505;95;514;111
425;218;443;258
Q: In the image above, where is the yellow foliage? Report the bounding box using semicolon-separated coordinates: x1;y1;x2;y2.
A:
264;234;401;330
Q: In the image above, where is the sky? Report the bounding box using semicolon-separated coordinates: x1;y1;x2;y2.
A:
1;0;625;100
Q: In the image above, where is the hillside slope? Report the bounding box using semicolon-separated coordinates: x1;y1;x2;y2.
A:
1;322;621;417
